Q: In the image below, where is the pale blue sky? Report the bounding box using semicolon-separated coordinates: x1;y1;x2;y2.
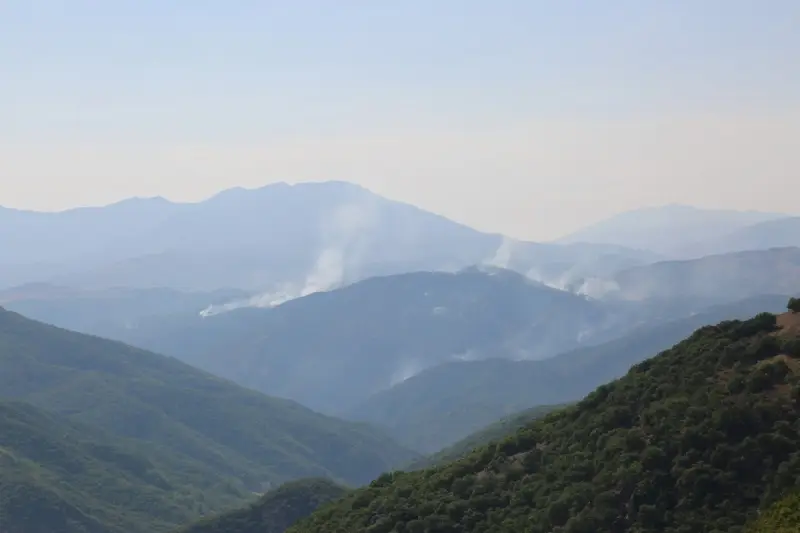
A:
1;1;798;239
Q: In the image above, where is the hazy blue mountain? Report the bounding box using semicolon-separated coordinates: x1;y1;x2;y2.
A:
0;283;248;337
678;216;800;257
0;307;417;491
1;181;654;293
346;294;791;452
586;247;800;303
557;204;787;256
108;268;639;417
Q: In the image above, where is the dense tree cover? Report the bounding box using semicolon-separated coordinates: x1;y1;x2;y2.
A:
747;492;800;532
789;297;800;313
407;405;564;470
289;311;800;533
0;400;211;533
175;479;348;533
0;308;416;494
349;294;790;452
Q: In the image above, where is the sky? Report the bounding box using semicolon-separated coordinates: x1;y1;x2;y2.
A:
1;0;799;240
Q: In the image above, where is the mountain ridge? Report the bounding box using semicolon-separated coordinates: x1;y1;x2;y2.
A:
0;307;417;492
287;308;800;532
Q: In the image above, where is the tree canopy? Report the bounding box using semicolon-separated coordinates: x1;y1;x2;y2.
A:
289;312;800;533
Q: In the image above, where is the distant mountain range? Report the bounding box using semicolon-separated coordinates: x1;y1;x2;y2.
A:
579;246;800;303
6;252;799;429
102;268;638;416
557;204;791;256
346;294;792;452
0;181;657;295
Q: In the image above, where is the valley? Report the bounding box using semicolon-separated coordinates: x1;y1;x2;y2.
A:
0;184;798;533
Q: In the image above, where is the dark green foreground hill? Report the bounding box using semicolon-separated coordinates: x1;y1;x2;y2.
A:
289;310;800;533
407;405;563;470
176;479;347;533
0;308;415;531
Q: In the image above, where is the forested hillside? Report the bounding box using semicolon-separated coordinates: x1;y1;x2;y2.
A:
289;309;800;533
0;400;217;533
407;405;563;470
0;308;416;495
748;492;800;532
176;479;347;533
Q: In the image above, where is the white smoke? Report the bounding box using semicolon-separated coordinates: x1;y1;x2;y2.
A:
484;236;518;269
389;358;426;386
450;348;481;362
199;199;381;317
574;277;621;299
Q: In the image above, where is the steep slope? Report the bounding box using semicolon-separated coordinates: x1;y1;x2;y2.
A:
556;204;787;256
111;268;630;415
407;405;564;470
289;309;800;533
348;294;791;452
0;308;416;491
585;247;800;303
0;400;222;533
1;182;653;292
175;479;347;533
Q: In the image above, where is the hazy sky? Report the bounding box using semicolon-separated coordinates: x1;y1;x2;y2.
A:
1;1;798;240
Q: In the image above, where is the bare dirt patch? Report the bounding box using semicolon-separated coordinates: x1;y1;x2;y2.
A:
776;312;800;338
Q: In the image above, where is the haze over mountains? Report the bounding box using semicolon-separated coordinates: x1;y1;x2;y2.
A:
0;181;652;295
3;183;800;425
557;204;793;257
1;181;800;532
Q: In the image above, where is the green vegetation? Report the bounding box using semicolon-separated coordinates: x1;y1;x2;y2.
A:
176;478;348;533
748;492;800;532
407;405;564;470
289;311;800;533
789;297;800;313
0;308;416;524
0;400;215;533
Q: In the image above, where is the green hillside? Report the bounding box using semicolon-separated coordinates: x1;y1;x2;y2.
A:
0;400;216;533
175;478;348;533
748;492;800;532
408;405;563;470
0;308;416;495
289;309;800;533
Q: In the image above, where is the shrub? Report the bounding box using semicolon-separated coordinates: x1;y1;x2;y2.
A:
788;297;800;313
